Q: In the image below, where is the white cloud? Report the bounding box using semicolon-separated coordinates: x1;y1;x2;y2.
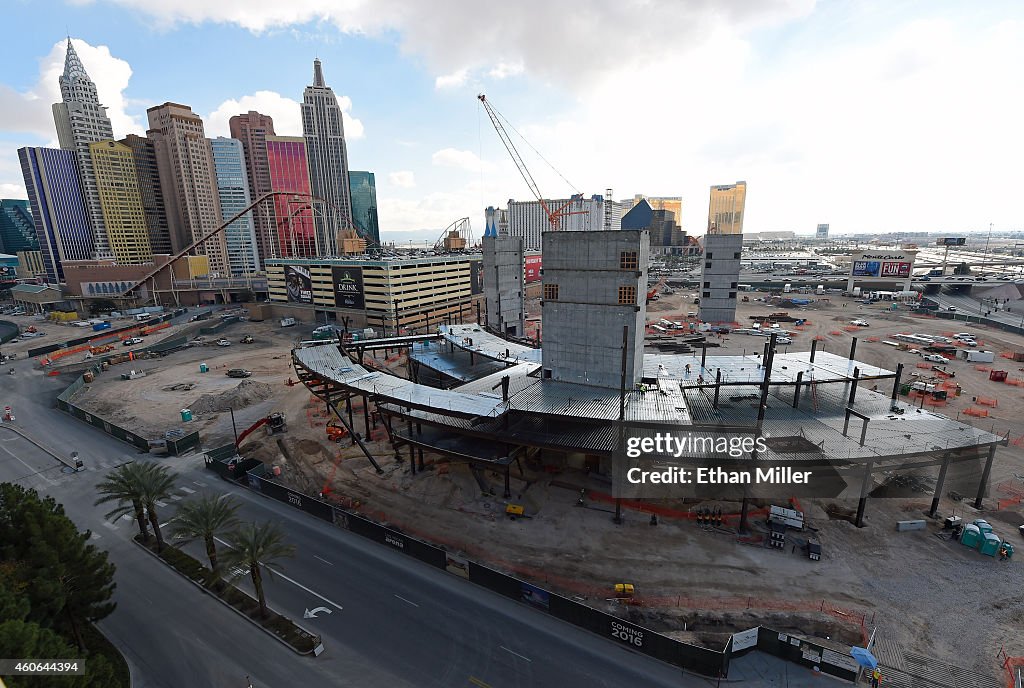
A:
0;38;142;139
0;183;26;198
434;69;468;90
488;61;524;80
431;148;483;173
205;89;363;140
387;170;416;188
81;0;813;88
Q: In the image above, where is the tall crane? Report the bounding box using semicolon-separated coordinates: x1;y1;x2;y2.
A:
478;94;587;231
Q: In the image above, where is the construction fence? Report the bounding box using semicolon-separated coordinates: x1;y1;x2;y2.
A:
204;444;876;680
56;363;200;455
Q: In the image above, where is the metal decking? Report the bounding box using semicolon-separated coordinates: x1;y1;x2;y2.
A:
439;323;542;364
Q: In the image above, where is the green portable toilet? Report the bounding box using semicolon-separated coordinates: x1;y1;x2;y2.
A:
180;408;193;422
199;362;208;373
960;524;980;548
980;532;1001;557
975;520;993;538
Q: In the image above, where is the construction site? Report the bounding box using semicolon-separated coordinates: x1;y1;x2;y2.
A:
34;226;1024;687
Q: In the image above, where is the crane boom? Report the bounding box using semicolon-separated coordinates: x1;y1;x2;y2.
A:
478;94;586;231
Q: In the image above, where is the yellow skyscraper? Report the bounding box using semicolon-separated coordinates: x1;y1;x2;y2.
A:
89;140;153;264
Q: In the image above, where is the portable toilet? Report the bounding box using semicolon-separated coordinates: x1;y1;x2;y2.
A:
979;532;1001;557
960;524;980;548
199;362;208;373
974;520;993;538
180;408;193;422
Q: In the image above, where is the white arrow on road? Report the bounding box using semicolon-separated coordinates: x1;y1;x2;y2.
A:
304;606;333;619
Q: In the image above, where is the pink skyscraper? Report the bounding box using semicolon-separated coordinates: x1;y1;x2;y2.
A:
265;136;316;258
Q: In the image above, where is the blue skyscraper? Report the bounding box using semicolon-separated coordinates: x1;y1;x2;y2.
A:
0;199;40;254
348;171;379;247
211;137;260;275
18;147;93;283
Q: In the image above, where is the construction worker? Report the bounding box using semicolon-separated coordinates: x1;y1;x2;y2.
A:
871;667;882;687
1000;545;1009;561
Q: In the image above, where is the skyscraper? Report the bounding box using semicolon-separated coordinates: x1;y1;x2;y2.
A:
18;147;94;283
348;171;379;247
120;134;172;255
699;181;747;324
90;140;152;264
51;39;114;259
211;137;260;274
146;102;228;274
0;200;39;254
266;136;316;258
229;111;276;265
301;58;354;256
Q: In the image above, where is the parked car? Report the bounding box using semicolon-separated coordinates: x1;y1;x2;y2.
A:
226;369;252;378
908;349;923;356
216;339;231;347
850;319;869;327
923;354;948;363
960;339;978;347
123;337;143;346
953;333;975;340
776;337;793;345
947;306;957;311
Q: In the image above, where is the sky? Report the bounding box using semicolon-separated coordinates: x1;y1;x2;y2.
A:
0;0;1022;244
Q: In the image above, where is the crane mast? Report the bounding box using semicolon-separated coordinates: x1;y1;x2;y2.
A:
477;94;586;231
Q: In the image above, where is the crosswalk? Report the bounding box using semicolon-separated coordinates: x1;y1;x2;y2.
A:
94;478;211;539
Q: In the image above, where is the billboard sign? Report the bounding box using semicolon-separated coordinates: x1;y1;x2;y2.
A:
937;237;967;246
880;261;911;278
469;260;483;295
284;265;313;304
331;267;365;309
852;261;880;277
525;255;542;283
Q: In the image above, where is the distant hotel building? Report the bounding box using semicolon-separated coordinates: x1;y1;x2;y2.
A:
504;194;616;251
18;147;93;283
302;59;354;256
0;199;38;254
120;134;172;255
147;102;228;274
699;181;746;324
266;136;316;258
89;140;152;264
211;137;260;274
348;171;379;247
229;111;277;264
51;39;114;259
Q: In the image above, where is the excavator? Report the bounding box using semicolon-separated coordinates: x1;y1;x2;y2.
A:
646;277;667;303
235;412;286;447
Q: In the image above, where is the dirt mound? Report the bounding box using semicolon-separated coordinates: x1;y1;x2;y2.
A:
189;380;275;415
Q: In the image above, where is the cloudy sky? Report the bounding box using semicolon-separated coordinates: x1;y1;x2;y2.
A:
1;0;1021;242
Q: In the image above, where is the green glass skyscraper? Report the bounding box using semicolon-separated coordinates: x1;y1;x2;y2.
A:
348;171;379;247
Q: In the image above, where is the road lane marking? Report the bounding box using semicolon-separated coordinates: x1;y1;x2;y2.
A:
394;594;419;608
500;646;532;663
155;500;167;507
214;536;343;611
180;486;196;494
170;494;182;501
0;443;57;485
313;555;333;566
193;481;207;486
468;678;492;688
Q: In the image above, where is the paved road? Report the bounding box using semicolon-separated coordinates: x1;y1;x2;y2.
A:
0;357;837;687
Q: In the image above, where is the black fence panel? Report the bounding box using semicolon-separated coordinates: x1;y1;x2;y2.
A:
27;343;62;357
468;563;522;601
756;626;858;682
167;431;200;455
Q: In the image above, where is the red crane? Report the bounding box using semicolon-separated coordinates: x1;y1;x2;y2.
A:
478;94;587;231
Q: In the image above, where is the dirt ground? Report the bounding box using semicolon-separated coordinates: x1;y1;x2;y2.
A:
64;295;1024;674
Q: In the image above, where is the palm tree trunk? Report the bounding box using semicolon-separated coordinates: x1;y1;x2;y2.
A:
133;499;149;542
205;535;218;572
251;565;267;618
147;505;164;552
64;606;85;653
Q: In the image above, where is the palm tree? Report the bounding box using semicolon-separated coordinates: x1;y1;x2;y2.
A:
221;522;296;619
170;495;240;573
138;464;176;552
94;463;150;543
